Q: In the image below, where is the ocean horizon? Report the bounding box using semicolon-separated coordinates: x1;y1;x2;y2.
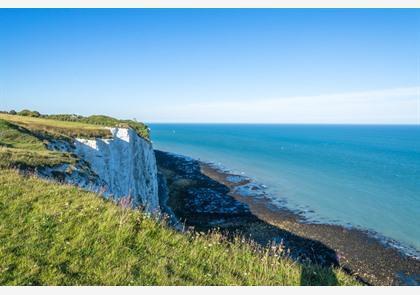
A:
150;123;420;257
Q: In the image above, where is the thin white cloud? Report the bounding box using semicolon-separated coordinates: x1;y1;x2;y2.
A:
142;86;420;124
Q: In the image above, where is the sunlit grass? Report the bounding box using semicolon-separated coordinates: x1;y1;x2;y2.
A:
0;119;75;168
0;169;359;286
0;114;111;139
0;147;75;169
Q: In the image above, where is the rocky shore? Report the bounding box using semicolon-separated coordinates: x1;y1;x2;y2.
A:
155;150;420;286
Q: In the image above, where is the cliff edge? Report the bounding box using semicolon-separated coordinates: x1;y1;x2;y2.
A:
0;112;160;213
74;127;159;212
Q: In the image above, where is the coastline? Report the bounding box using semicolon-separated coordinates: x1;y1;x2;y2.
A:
155;149;420;286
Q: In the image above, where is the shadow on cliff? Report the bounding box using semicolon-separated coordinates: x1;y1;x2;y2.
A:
155;150;343;286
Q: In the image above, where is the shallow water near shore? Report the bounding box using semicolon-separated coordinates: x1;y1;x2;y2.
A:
149;124;420;257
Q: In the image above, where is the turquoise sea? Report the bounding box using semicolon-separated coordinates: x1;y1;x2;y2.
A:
149;124;420;256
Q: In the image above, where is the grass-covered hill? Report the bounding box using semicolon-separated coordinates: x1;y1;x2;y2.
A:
0;169;358;285
0;112;360;285
0;110;149;139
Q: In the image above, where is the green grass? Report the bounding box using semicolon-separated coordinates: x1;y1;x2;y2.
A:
0;113;148;168
0;113;112;139
0;112;150;140
46;114;150;140
0;147;75;169
0;169;359;286
0;119;46;150
0;119;75;169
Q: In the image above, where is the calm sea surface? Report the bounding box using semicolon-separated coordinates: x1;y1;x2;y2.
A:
149;124;420;254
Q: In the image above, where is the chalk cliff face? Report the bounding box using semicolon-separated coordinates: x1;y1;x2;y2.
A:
72;128;160;213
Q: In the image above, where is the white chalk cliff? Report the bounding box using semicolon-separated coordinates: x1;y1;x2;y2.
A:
73;127;160;213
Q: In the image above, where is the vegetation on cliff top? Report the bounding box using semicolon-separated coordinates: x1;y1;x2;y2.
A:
0;113;111;140
0;169;359;285
0;110;150;140
0;111;150;169
0;119;75;169
45;114;150;140
0;111;149;168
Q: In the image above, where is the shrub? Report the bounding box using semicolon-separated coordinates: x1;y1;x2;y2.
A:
18;109;41;117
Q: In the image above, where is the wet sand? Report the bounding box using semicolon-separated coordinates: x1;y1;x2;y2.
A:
155;150;420;286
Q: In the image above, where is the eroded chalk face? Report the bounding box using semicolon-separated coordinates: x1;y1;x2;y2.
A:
70;127;160;213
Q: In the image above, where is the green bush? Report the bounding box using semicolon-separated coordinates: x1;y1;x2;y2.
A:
18;109;41;117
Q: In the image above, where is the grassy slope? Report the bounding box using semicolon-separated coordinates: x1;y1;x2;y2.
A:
0;113;359;285
0;113;111;139
0;119;76;169
0;169;358;285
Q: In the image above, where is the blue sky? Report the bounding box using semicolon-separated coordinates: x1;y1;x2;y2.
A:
0;9;419;123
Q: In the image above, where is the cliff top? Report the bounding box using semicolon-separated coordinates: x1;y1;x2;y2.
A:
0;111;150;140
0;111;149;169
